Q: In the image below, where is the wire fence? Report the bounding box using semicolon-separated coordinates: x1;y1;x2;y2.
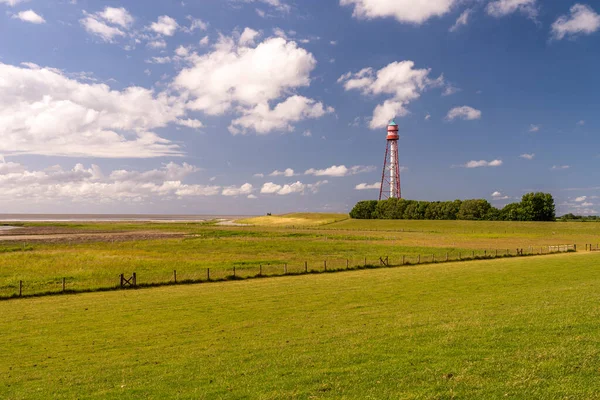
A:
1;244;577;300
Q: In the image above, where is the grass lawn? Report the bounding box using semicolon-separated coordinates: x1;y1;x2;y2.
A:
0;214;598;298
2;252;600;399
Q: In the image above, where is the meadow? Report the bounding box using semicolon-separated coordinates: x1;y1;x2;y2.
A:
2;252;600;399
0;213;595;298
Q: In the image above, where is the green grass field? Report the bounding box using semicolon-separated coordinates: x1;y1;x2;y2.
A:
2;252;600;399
0;214;597;297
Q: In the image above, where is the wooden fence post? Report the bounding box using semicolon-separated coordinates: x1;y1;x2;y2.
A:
305;261;308;273
19;280;22;297
62;277;66;292
364;257;367;267
324;260;327;271
402;255;405;265
259;265;262;277
120;274;124;288
133;273;136;287
574;244;577;252
346;259;349;269
484;250;487;257
207;268;210;280
233;267;235;278
174;270;177;283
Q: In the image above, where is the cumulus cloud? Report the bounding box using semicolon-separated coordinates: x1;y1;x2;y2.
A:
486;0;538;19
449;9;472;32
0;161;233;205
174;33;331;134
149;15;179;36
270;168;295;177
13;10;45;24
260;180;327;195
551;4;600;40
355;182;380;190
529;124;540;132
239;27;260;46
338;61;443;129
520;153;535;160
229;95;334;134
305;165;376;177
575;196;587;202
340;0;458;24
0;62;190;158
446;106;482;121
176;118;203;129
0;0;27;6
182;16;208;33
463;160;503;168
80;15;125;42
98;7;134;28
222;183;253;196
551;165;570;170
491;191;510;199
235;0;291;13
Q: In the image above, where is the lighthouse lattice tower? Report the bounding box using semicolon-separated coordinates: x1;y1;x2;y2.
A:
379;120;401;200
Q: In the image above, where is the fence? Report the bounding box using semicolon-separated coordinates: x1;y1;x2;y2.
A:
2;244;577;300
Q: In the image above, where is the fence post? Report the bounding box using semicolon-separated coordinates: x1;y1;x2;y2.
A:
574;244;577;252
174;270;177;283
259;265;262;277
233;266;236;278
19;280;22;297
346;259;349;269
133;273;136;287
62;277;66;292
495;249;498;258
324;260;327;271
305;261;308;273
484;250;487;257
207;268;210;280
432;254;435;263
364;257;367;267
120;274;124;288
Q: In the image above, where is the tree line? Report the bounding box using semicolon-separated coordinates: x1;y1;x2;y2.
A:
350;192;556;221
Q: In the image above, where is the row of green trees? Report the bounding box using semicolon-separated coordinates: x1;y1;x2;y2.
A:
350;193;556;221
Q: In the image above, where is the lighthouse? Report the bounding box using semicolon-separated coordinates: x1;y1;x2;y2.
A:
379;120;401;200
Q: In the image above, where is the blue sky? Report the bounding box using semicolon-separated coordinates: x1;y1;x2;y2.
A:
0;0;599;215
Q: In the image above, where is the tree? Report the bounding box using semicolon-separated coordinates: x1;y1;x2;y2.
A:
519;192;556;221
500;202;522;221
457;199;492;220
349;200;378;219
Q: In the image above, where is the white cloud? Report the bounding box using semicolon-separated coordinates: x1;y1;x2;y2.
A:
0;0;26;6
340;0;458;24
529;124;540;132
239;27;260;46
491;191;502;197
145;56;172;64
222;183;253;196
463;160;503;168
13;10;45;24
248;194;258;199
446;106;482;121
305;165;375;177
229;95;334;134
552;165;570;170
199;35;209;46
0;62;189;158
253;173;265;178
581;201;594;207
491;191;510;200
551;4;600;40
270;168;295;177
260;180;327;195
442;85;460;96
148;39;167;49
302;130;312;137
182;16;208;33
355;182;380;190
577;120;586;126
486;0;538;19
339;61;443;129
449;9;471;32
575;196;587;202
174;33;329;133
237;0;291;13
330;40;338;45
0;161;231;205
98;7;134;28
520;153;535;160
425;113;431;120
176;118;203;129
150;15;179;36
80;15;125;42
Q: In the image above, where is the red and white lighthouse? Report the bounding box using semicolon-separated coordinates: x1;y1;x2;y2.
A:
379;120;401;200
